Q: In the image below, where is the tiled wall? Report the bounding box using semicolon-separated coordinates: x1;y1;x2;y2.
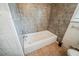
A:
16;4;51;34
9;4;24;48
48;4;77;42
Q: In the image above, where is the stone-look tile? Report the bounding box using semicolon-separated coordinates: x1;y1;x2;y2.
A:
16;4;51;34
48;4;77;42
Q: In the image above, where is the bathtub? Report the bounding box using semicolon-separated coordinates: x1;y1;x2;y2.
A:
24;30;57;55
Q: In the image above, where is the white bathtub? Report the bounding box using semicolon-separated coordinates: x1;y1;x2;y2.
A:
24;30;57;55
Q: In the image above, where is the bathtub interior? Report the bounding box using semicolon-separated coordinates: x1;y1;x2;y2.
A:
23;30;57;43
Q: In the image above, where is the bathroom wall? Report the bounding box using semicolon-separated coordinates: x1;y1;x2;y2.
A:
0;3;24;55
8;4;24;49
16;3;51;34
48;4;77;42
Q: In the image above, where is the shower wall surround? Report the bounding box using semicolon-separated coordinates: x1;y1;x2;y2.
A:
8;4;24;48
48;4;77;42
16;3;51;34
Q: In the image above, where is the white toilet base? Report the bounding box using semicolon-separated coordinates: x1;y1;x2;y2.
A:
67;49;79;56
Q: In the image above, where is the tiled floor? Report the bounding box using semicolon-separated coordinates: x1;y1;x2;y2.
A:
25;42;67;56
